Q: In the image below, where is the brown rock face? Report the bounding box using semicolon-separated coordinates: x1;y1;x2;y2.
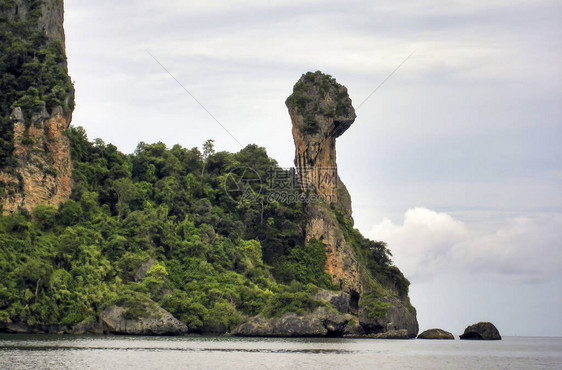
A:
0;107;72;213
0;0;73;214
286;72;361;296
286;71;355;212
305;203;362;297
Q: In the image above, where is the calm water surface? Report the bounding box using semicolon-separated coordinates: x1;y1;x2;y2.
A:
1;334;560;369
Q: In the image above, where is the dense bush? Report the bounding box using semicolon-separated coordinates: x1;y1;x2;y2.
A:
0;128;314;330
0;125;408;330
334;208;411;301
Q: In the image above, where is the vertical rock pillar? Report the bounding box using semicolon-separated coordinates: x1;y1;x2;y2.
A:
286;71;361;297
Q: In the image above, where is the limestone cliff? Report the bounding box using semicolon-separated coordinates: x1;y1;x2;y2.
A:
0;107;72;213
286;72;361;298
286;71;354;213
285;71;418;337
0;0;74;213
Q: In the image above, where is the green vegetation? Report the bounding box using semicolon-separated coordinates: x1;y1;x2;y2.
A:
0;0;75;167
333;208;412;303
0;127;408;331
275;238;336;290
335;89;352;117
302;114;320;135
0;128;333;331
285;79;311;111
285;71;353;135
359;292;392;320
0;1;413;333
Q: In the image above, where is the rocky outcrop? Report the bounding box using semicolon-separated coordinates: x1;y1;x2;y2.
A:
306;204;362;297
418;328;455;340
359;296;419;338
313;289;352;314
0;107;72;213
0;320;102;335
0;321;70;334
286;71;361;296
134;257;156;282
4;0;66;43
234;292;417;339
234;307;353;337
0;0;74;214
285;71;418;339
1;305;188;336
100;304;188;336
460;322;501;340
70;320;104;335
286;71;355;213
369;329;409;339
37;0;67;44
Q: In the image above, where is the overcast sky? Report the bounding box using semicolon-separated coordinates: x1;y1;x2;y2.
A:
64;0;562;337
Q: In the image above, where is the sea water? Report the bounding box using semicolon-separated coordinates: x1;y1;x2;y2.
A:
0;334;560;369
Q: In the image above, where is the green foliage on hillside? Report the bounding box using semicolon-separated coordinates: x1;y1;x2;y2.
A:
359;293;392;320
275;237;336;290
0;0;75;167
334;208;412;305
0;128;325;331
286;71;352;121
0;127;407;331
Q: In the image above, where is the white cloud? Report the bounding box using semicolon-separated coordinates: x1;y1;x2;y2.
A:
368;208;562;283
453;215;562;281
369;208;467;279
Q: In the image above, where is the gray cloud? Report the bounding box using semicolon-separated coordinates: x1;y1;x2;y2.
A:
369;208;562;282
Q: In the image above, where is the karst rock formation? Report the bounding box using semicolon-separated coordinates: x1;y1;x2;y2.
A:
286;72;418;338
286;71;362;298
0;0;74;213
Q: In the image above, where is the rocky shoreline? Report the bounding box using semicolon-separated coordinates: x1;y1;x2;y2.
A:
0;321;413;339
5;291;503;341
1;318;500;341
0;292;418;338
0;289;419;338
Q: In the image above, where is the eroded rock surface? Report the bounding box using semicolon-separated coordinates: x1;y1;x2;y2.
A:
282;71;418;339
0;107;72;213
286;71;355;213
418;328;455;340
286;72;361;296
358;296;419;338
100;303;188;336
369;329;409;339
460;322;501;340
234;307;353;337
0;320;102;335
0;0;74;214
